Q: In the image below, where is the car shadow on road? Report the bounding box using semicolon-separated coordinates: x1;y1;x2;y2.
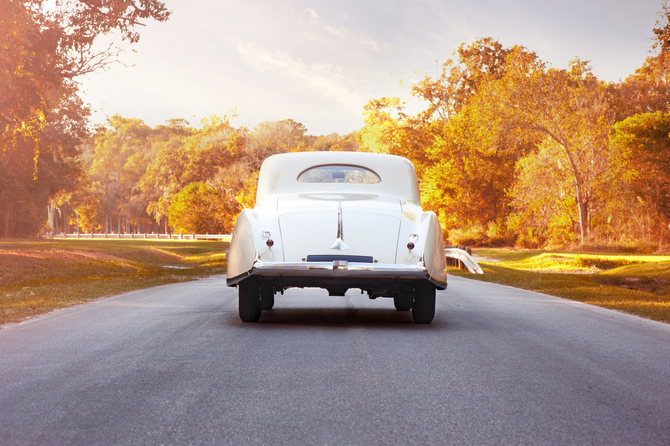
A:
235;307;448;330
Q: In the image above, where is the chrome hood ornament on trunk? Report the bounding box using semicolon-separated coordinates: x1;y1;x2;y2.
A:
330;199;350;251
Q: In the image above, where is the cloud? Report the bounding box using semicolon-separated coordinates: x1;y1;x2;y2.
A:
236;41;365;113
324;24;349;39
306;8;319;20
360;37;379;52
303;7;381;53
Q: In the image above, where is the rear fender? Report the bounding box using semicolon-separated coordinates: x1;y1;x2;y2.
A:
396;208;447;288
423;213;447;288
227;209;283;285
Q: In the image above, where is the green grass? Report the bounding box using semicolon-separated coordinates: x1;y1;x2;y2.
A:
0;239;228;326
454;249;670;323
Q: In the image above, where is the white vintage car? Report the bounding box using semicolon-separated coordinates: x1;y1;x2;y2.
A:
226;151;447;323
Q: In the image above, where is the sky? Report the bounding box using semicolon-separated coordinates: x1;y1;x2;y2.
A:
79;0;665;136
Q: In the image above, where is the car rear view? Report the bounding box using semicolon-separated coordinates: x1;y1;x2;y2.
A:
227;152;447;323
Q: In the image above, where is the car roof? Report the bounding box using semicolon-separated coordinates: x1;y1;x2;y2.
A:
256;151;420;206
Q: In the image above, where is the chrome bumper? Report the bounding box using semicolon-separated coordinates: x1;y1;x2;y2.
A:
226;259;447;288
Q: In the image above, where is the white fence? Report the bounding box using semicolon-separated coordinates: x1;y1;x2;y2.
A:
44;233;232;242
42;234;482;273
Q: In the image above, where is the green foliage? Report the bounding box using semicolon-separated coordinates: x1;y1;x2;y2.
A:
611;112;670;223
357;97;431;174
508;139;580;247
420;103;525;228
168;182;229;234
235;174;258;210
60;115;356;238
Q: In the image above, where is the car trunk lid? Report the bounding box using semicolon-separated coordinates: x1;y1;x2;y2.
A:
277;193;401;263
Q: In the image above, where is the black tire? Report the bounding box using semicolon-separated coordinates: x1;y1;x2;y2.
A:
411;281;435;324
261;285;275;310
393;293;412;311
239;276;262;322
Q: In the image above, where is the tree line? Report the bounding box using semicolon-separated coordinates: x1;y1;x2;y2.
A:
359;21;670;249
2;0;670;250
69;115;357;236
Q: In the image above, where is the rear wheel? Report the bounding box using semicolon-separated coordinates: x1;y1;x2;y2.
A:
393;293;412;311
411;281;435;324
239;276;262;322
261;285;275;310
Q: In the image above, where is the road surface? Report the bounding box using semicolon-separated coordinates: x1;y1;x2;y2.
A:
1;275;669;445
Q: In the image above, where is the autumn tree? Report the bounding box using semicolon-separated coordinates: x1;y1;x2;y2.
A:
245;119;309;170
610;112;670;244
357;97;432;174
310;132;359;152
412;37;511;124
82;115;153;233
359;38;623;246
648;0;670;81
608;60;670;123
481;51;614;242
420;102;533;233
209;163;257;229
167;182;229;234
0;0;169;237
139;115;240;231
508;140;585;247
0;1;86;236
364;39;536;239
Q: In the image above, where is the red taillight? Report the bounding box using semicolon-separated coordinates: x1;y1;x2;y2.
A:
407;242;415;250
266;239;274;247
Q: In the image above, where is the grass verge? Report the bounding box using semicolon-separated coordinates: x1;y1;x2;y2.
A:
0;239;228;326
453;249;670;324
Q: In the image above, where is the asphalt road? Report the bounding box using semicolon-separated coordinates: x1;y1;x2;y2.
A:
1;275;669;445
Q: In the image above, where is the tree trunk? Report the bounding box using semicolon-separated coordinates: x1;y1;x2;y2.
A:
3;200;12;238
48;201;56;235
104;174;109;233
560;141;589;243
575;187;589;243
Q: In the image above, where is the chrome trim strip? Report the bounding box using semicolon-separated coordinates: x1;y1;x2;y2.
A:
329;199;350;251
337;199;344;240
254;261;427;273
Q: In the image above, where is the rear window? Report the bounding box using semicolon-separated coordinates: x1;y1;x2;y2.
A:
297;165;381;184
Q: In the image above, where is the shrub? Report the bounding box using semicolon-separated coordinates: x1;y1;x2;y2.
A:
573;256;641;270
168;182;230;234
448;223;488;246
486;219;516;247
